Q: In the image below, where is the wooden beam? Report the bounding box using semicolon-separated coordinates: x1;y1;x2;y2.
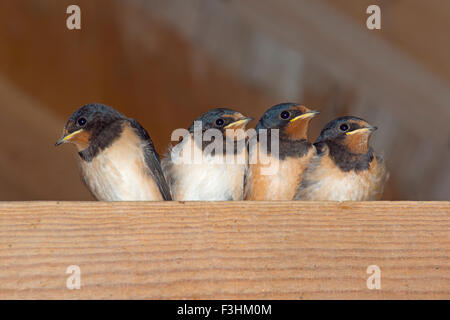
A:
0;201;448;299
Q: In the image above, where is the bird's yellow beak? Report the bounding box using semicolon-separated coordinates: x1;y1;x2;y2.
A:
55;129;84;146
346;126;377;136
224;117;253;129
290;111;320;122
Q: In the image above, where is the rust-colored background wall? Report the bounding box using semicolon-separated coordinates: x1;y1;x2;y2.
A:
0;0;449;200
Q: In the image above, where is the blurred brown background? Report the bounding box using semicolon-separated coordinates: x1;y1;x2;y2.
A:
0;0;449;200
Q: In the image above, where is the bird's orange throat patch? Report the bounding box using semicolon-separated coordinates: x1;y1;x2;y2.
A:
224;128;247;141
284;118;312;141
66;129;92;151
343;132;371;154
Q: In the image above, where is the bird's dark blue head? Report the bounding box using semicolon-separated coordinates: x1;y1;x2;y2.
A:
316;116;377;154
188;108;252;133
256;103;319;140
55;103;127;150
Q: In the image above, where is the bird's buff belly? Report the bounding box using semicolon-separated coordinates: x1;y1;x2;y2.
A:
79;150;163;201
302;166;383;201
170;163;246;201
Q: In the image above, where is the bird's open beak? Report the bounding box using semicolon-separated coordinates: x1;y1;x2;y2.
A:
224;117;253;129
290;110;320;122
55;129;84;147
346;126;377;136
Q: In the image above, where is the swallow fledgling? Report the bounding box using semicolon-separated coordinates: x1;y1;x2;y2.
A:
244;103;319;200
162;108;252;201
296;116;389;201
55;103;172;201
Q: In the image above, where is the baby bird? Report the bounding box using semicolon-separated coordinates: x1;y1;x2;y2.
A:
245;103;319;200
296;116;389;201
55;103;171;201
162;108;252;201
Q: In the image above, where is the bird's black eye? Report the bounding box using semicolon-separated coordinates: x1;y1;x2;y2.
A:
78;118;87;127
215;118;224;126
280;111;290;119
340;123;349;131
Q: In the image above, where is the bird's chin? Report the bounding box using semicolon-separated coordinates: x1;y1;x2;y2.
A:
224;128;247;141
70;141;89;152
343;136;371;155
56;140;88;152
61;130;91;151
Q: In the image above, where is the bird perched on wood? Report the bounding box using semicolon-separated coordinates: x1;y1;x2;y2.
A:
162;108;252;201
245;103;319;200
55;103;171;201
296;116;389;201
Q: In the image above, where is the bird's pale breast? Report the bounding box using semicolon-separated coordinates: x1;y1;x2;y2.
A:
245;143;316;200
297;153;388;201
79;126;164;201
163;136;246;201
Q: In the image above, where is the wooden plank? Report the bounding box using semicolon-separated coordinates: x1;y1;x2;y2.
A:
0;201;448;299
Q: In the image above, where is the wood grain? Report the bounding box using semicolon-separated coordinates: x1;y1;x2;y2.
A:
0;201;448;299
